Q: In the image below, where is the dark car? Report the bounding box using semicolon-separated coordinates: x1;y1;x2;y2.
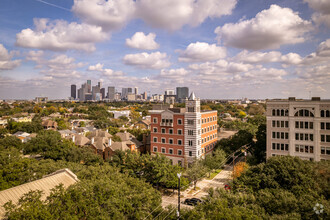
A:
183;198;202;206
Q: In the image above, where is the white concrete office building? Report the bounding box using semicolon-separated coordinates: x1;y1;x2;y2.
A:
266;97;330;161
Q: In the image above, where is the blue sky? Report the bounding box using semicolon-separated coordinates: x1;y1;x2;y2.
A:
0;0;329;99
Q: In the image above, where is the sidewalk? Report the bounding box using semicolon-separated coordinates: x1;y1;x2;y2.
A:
161;165;233;208
182;165;233;198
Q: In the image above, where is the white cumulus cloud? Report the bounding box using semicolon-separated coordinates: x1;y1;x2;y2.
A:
136;0;237;31
72;0;135;31
126;32;159;50
0;44;21;70
16;18;109;52
215;4;313;50
178;42;226;62
304;0;330;28
123;52;170;69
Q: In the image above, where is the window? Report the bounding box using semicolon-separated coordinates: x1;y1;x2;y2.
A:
178;119;182;125
178;150;182;155
188;130;194;135
153;127;158;133
187;119;194;125
321;135;330;142
153;137;157;143
321;147;325;154
161;148;166;154
285;121;289;128
177;129;182;135
178;140;182;145
294;109;314;117
153;147;157;152
189;151;192;156
161;128;166;134
169;139;173;144
153;117;157;123
161;138;166;143
188;107;194;112
188;140;193;146
169;149;173;154
169;129;173;134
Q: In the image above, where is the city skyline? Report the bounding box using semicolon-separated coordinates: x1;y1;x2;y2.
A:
0;0;330;100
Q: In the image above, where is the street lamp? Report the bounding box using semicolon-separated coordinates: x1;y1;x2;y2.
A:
177;173;181;220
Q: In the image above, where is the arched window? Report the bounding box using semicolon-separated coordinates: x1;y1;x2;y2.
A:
327;110;330;117
285;109;289;116
277;109;280;116
321;110;324;117
294;109;314;117
281;109;284;116
272;109;276;116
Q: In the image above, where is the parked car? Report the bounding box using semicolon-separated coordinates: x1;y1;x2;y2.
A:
183;198;202;206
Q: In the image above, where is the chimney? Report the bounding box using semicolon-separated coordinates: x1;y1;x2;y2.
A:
288;97;295;101
91;137;94;144
108;138;112;146
72;135;75;143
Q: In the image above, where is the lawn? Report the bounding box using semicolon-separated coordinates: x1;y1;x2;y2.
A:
187;187;201;194
206;169;222;180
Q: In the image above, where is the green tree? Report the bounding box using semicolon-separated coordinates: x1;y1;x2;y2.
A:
249;123;266;165
186;160;207;190
204;149;227;175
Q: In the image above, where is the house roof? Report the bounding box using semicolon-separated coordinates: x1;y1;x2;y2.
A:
87;130;112;139
0;168;78;218
116;132;142;147
42;120;57;127
65;134;90;146
138;119;151;126
91;137;110;151
110;142;130;151
13;131;30;137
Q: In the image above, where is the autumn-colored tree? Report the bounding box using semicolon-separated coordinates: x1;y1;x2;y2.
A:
233;162;249;179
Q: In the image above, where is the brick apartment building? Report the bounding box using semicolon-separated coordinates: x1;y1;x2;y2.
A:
150;92;217;166
266;97;330;161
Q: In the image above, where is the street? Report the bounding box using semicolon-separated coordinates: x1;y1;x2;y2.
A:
161;165;233;208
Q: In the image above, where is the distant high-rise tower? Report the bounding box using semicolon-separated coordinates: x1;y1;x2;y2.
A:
87;80;91;93
98;81;102;89
108;86;115;101
92;85;100;100
134;87;138;95
71;84;76;99
122;88;133;99
100;88;105;100
176;87;189;103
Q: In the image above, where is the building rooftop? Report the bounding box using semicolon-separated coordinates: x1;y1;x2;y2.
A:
0;168;79;218
267;97;330;102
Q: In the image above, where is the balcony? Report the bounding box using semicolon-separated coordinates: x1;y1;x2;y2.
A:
160;122;174;127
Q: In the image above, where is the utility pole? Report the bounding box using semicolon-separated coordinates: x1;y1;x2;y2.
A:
232;153;235;179
177;173;181;220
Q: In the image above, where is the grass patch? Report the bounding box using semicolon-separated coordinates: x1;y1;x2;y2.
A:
187;187;201;194
206;169;222;180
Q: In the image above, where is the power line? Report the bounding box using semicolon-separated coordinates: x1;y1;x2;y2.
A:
34;0;71;12
147;144;250;219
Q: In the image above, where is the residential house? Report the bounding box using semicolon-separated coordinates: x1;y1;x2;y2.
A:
42;120;58;130
135;119;151;129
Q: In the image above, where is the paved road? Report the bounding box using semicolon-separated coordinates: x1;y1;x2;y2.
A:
161;165;233;208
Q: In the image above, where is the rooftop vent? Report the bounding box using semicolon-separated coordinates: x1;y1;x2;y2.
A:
288;97;296;101
311;97;321;101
